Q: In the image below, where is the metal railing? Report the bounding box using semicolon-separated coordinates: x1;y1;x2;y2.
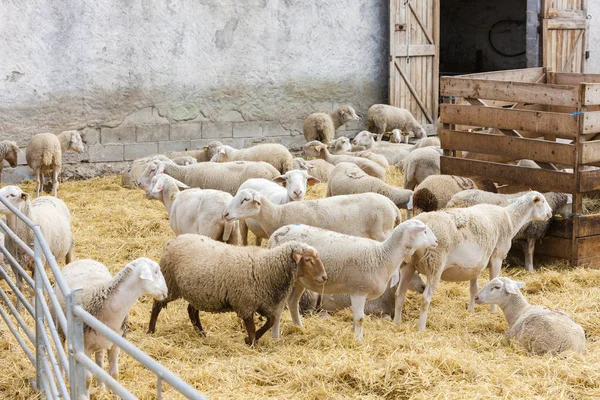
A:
0;194;207;399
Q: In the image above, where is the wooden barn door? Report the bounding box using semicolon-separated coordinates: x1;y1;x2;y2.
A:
542;0;589;73
389;0;439;133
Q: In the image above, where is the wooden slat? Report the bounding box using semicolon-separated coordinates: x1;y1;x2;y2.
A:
576;214;600;237
579;168;600;191
453;67;546;82
440;105;579;137
440;129;575;165
535;236;573;259
545;214;600;239
549;73;600;85
440;157;576;193
573;254;600;268
546;9;586;19
440;78;579;106
393;45;435;57
583;112;600;135
584;84;600;106
581;140;600;164
394;61;433;124
546;19;586;30
576;235;600;259
545;217;573;239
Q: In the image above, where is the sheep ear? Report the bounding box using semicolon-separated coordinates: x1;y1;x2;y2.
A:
292;251;303;264
139;264;154;282
219;148;226;155
390;269;400;288
156;163;166;175
21;192;28;201
533;195;541;204
505;281;523;295
307;176;320;186
252;193;262;205
272;175;286;185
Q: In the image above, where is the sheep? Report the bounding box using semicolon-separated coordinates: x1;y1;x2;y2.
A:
54;258;168;390
267;220;438;340
122;155;172;189
224;189;401;241
411;136;441;150
146;174;239;244
0;140;20;185
210;143;293;173
165;140;223;162
26;131;85;197
148;234;326;345
138;159;279;195
400;147;442;190
0;186;74;297
293;158;334;183
171;156;197;166
474;277;586;355
367;104;426;142
300;271;426;320
517;159;540;169
326;163;412;209
352;130;412;165
394;192;553;331
303;140;386;180
236;170;320;246
330;137;366;153
303;105;359;144
446;190;569;271
412;174;497;215
328;137;389;168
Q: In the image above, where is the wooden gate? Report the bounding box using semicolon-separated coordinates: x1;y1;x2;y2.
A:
389;0;440;133
542;0;589;73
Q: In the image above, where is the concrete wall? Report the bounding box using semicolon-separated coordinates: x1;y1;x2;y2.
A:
0;0;389;183
588;1;600;74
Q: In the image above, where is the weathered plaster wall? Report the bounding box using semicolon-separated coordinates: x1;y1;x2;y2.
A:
588;0;600;74
0;0;389;182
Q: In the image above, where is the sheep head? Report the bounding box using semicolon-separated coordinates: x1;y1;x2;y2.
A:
128;258;168;301
223;189;262;221
5;141;20;168
292;244;327;284
272;170;320;201
474;277;525;306
0;185;28;215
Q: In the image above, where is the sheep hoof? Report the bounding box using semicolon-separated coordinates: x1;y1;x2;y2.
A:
244;337;255;346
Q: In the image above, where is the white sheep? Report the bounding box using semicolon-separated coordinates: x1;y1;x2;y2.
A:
411;136;441;149
303;140;386;179
267;220;438;340
224;189;401;241
236;170;320;246
352;130;412;165
474;277;586;355
303;105;359;144
0;140;21;185
394;192;552;331
148;234;326;345
210;143;294;173
55;258;168;390
146;174;239;244
367;104;426;142
293;158;335;183
0;186;74;293
138;159;279;195
330;136;367;153
122;155;172;189
165;140;223;162
26;131;85;197
171;156;197;166
327;163;412;209
400;147;441;190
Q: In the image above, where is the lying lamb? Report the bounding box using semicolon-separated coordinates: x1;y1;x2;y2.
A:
474;277;586;355
303;105;359;144
367;104;426;142
149;234;326;345
352;130;412;165
293;157;335;183
210;143;293;173
303;140;386;179
122;155;171;189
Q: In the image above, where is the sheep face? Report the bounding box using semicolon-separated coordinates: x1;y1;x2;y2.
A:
521;191;553;222
302;141;326;157
146;174;189;200
338;105;359;124
210;145;234;163
409;272;426;294
5;142;19;168
130;258;168;301
272;170;320;201
0;185;27;215
352;130;373;146
474;277;525;306
400;220;438;261
293;245;327;284
223;189;262;221
138;161;163;190
68;132;85;153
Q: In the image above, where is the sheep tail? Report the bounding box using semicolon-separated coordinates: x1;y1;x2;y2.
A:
41;149;54;166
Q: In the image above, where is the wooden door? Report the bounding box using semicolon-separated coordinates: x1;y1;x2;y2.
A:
542;0;589;73
389;0;439;133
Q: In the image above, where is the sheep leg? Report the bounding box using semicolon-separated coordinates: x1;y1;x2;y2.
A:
187;304;206;336
418;272;441;331
147;300;166;334
271;302;286;339
350;295;367;341
468;278;478;313
524;239;535;272
35;170;42;197
240;220;249;246
254;236;262;246
108;345;119;381
254;316;274;343
487;257;502;314
393;264;417;325
94;351;105;388
52;168;59;197
287;283;306;328
243;316;256;346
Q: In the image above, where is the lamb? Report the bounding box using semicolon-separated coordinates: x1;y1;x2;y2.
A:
236;170;320;246
411;136;441;150
303;105;360;144
267;220;438;340
224;189;401;241
121;155;171;189
55;258;168;390
474;277;586;355
26;131;85;197
400;147;442;190
0;186;74;293
412;174;498;215
210;143;293;173
447;190;569;271
303;140;386;180
326;163;412;209
146;174;239;244
366;104;426;142
148;234;326;345
0;140;20;185
138;159;279;195
293;158;334;183
165;140;223;162
330;137;366;153
352;130;412;165
171;156;197;166
394;192;552;331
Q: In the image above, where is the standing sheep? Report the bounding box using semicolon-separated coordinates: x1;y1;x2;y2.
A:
293;158;335;183
394;192;552;331
474;277;586;355
210;143;293;173
26;131;85;197
327;163;412;209
367;104;426;142
303;140;386;179
148;234;326;345
0;141;21;185
303;105;359;144
166;140;223;162
400;147;442;190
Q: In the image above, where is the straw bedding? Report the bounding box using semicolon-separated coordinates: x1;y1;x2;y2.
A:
1;169;600;399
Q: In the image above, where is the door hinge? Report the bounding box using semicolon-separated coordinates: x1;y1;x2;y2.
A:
395;23;406;32
586;51;590;60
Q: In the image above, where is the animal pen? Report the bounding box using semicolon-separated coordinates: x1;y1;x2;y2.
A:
439;67;600;268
